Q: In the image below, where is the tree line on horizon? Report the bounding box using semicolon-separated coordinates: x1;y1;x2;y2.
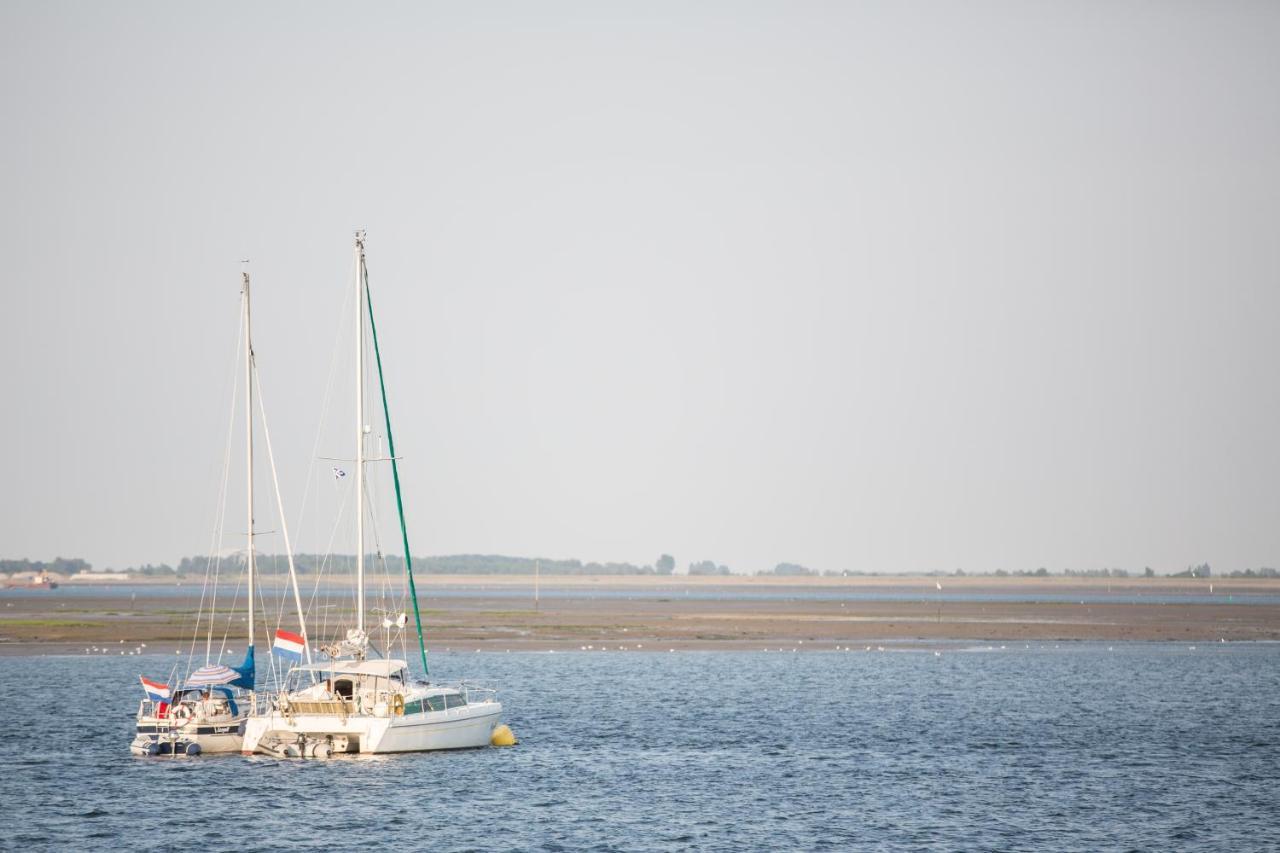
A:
4;555;1277;579
200;553;683;576
0;557;91;575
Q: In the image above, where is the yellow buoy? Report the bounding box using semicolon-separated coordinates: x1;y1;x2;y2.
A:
490;724;517;747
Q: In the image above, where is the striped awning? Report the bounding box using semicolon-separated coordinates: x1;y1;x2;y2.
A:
185;664;240;687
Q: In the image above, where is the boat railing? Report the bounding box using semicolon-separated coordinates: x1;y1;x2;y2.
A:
251;691;293;715
286;698;356;716
458;682;498;705
252;690;367;717
138;699;171;721
246;683;495;718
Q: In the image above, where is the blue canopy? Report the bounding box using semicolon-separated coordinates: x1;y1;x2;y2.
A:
236;645;255;688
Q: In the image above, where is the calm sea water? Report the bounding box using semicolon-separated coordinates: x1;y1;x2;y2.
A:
3;644;1278;851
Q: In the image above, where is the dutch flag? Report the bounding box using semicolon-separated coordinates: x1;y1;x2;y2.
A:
273;629;306;662
140;676;170;703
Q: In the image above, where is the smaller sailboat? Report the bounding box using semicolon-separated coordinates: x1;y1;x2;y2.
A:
131;271;272;756
132;655;254;756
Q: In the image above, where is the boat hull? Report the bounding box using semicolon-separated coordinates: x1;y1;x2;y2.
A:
242;701;501;756
131;716;246;756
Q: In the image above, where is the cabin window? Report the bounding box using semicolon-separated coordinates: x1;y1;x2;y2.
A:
444;693;467;709
423;696;446;712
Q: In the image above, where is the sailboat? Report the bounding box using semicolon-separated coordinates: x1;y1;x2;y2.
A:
241;232;503;757
131;272;266;756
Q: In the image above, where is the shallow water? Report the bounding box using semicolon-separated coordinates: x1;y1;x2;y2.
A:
3;644;1278;851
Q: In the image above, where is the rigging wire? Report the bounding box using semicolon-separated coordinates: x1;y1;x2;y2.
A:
216;554;246;662
289;260;354;578
293;252;361;651
309;480;352;643
364;256;431;677
251;357;310;664
188;295;245;667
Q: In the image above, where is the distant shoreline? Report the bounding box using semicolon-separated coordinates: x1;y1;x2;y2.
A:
37;573;1280;592
3;575;1277;654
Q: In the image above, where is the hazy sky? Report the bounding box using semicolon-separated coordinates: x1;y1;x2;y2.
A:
2;1;1278;575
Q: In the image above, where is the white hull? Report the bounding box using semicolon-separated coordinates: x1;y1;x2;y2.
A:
131;716;246;756
242;701;501;756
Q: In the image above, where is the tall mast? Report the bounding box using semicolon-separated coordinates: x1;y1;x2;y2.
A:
242;271;256;652
354;231;366;635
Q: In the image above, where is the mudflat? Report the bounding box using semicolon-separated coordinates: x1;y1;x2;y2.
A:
2;574;1277;654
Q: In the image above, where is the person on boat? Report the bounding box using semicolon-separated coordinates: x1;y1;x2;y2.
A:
197;689;219;719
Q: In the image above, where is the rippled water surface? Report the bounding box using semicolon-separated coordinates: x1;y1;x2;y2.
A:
4;644;1279;851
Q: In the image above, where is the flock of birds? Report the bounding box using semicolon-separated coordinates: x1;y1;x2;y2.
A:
81;642;238;656
83;640;150;656
77;640;1221;656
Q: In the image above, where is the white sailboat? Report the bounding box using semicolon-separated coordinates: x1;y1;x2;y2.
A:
132;272;267;756
242;232;503;757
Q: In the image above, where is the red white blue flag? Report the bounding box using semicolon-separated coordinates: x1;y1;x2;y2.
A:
273;629;305;661
140;676;170;702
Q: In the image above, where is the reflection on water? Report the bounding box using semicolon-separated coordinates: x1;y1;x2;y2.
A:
3;644;1279;850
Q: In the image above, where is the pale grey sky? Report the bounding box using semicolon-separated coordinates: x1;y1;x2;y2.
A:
2;1;1278;574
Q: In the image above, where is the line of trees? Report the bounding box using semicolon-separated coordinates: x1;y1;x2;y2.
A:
13;554;1275;580
167;553;686;577
0;557;92;575
1226;567;1279;577
689;560;731;576
760;562;816;577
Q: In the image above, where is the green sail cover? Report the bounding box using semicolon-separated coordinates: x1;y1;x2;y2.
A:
364;269;430;678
